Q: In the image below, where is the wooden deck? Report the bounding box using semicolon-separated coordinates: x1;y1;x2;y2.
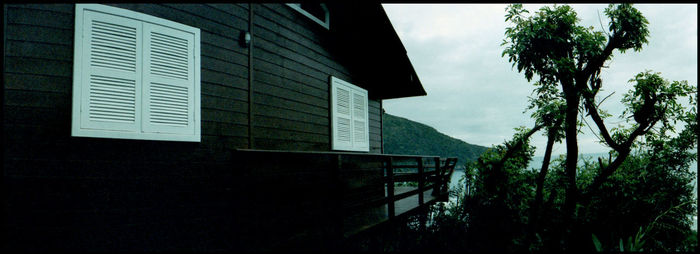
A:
338;154;458;238
343;187;439;237
234;149;457;248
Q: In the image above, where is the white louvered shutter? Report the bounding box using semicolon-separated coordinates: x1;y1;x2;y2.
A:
351;89;369;151
79;10;142;132
331;76;369;152
142;23;196;135
332;79;353;150
73;4;200;142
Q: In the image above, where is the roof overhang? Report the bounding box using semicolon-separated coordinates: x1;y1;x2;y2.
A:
327;3;426;100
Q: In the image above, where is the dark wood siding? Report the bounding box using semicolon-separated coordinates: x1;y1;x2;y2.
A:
3;4;251;252
4;3;387;252
250;4;382;153
3;2;251;162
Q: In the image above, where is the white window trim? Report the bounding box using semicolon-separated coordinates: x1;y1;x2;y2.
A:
330;76;369;152
72;4;201;142
286;3;330;30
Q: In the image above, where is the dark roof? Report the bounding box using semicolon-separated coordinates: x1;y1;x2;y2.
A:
328;3;427;100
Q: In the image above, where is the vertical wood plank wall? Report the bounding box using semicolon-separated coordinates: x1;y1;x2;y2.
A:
3;3;386;252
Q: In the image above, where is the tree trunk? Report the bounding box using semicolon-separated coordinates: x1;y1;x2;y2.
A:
524;123;558;250
562;92;580;250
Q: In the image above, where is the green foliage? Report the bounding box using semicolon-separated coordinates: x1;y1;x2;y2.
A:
502;4;648;84
621;71;696;130
362;121;696;252
527;92;566;139
465;127;540;252
382;123;696;252
537;115;697;252
591;201;694;253
382;112;488;165
604;4;649;53
574;147;696;252
502;4;605;84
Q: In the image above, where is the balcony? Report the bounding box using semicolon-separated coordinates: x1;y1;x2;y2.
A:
234;149;457;249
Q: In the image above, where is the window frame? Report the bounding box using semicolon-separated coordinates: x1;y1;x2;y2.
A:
72;4;201;142
286;3;330;30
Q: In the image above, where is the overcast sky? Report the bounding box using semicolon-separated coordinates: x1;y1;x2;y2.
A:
382;4;698;156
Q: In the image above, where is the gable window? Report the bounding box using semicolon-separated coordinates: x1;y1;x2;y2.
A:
72;4;201;142
330;76;369;152
287;3;330;29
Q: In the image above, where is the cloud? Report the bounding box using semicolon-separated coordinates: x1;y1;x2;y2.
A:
386;4;506;43
383;4;697;156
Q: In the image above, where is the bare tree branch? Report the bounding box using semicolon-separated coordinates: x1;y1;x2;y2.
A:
597;9;611;37
496;124;544;168
582;95;622;151
525;118;563;247
581;113;604;143
581;116;658;201
597;91;616;108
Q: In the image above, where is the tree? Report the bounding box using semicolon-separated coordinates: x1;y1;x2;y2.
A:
466;126;539;252
368;4;696;252
582;124;698;252
499;3;697;251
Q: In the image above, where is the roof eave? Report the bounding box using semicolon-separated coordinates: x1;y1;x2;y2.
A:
327;3;426;100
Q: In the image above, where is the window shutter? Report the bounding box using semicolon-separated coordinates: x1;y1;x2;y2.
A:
79;10;142;132
332;78;353;150
142;23;196;135
331;76;369;152
73;4;201;142
351;89;369;151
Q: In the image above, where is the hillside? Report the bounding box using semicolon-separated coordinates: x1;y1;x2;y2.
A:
382;112;488;166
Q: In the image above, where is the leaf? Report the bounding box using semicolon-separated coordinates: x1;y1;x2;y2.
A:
627;236;634;251
619;238;624;252
591;234;603;252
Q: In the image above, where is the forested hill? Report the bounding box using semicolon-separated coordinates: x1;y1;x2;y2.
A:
382;112;489;166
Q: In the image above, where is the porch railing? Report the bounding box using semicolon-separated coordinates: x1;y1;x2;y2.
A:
234;149;457;245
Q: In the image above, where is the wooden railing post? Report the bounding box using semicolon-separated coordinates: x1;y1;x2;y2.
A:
466;169;471;197
386;156;395;218
433;157;442;195
417;157;424;206
334;154;343;242
444;158;451;195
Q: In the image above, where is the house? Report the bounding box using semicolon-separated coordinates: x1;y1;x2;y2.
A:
3;3;452;252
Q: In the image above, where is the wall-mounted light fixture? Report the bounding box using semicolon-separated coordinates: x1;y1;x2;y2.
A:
239;31;251;48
